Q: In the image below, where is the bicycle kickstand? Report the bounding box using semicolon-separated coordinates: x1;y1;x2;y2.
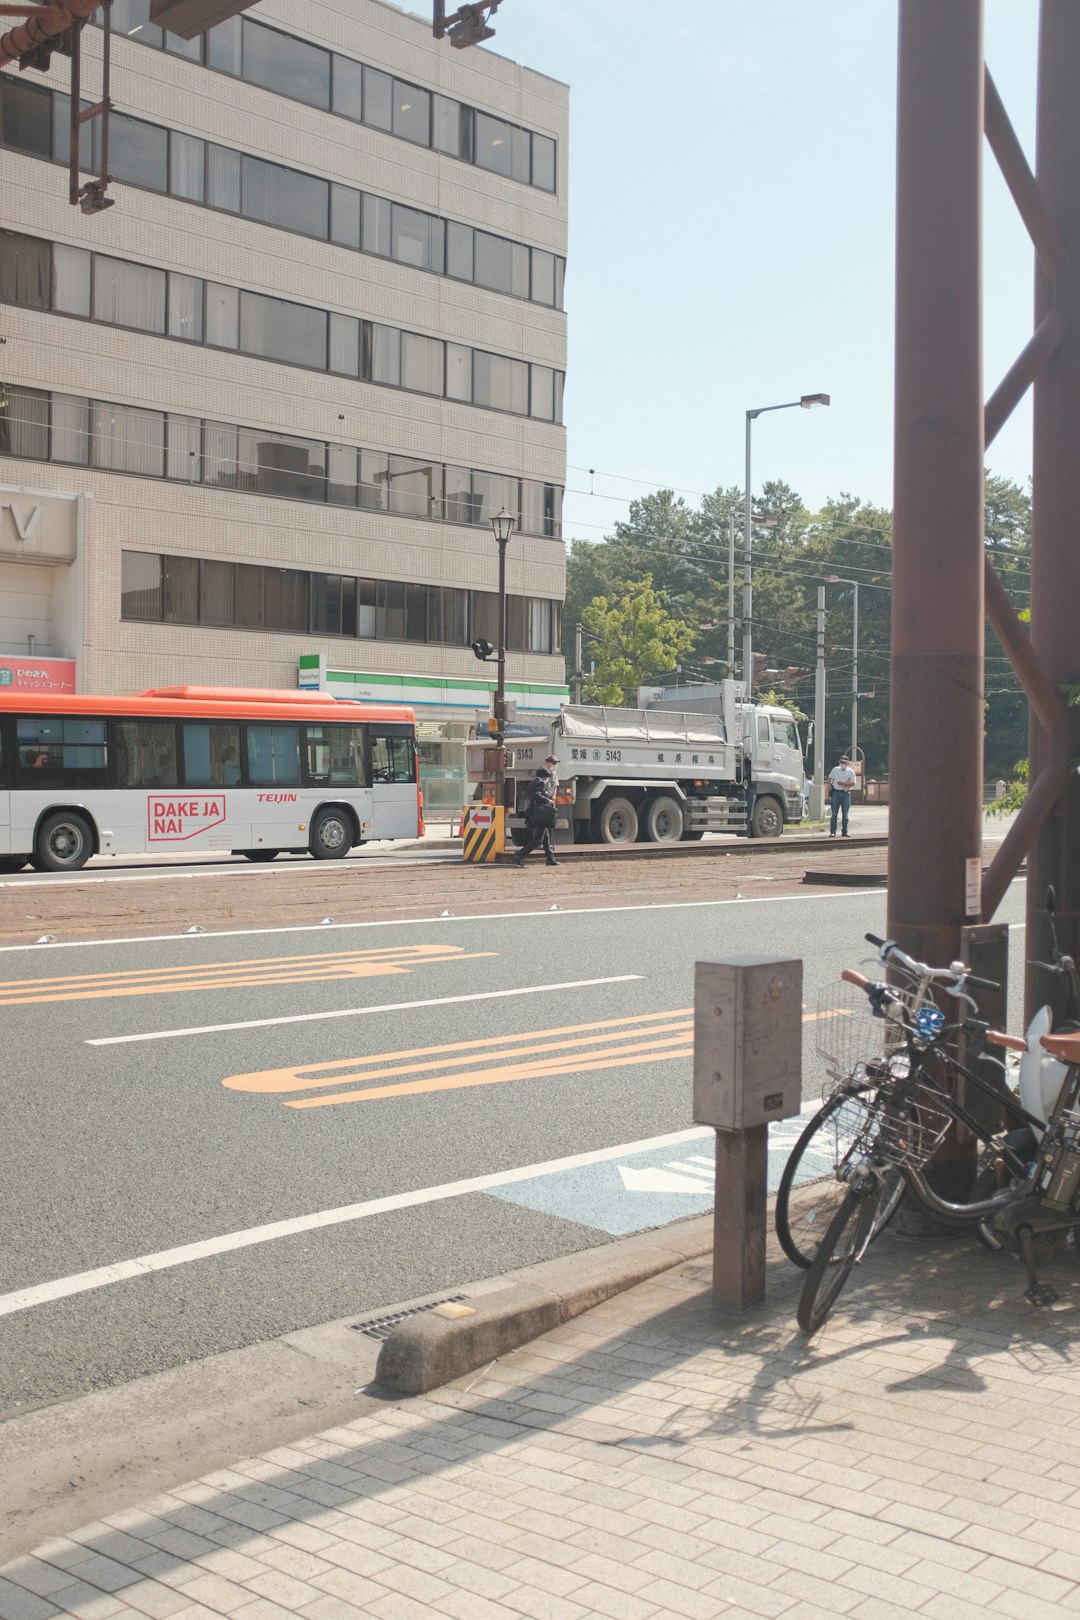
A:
1018;1227;1058;1307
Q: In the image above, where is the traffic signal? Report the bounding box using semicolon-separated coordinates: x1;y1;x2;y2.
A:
471;638;494;661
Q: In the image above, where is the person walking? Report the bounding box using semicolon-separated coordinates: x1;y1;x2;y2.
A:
828;753;857;837
515;765;558;867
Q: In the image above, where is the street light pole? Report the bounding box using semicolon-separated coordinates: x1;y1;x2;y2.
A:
742;393;830;699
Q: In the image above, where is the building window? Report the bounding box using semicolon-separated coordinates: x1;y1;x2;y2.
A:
241;19;330;109
242;154;328;239
91;402;165;476
239;290;327;369
52;393;89;464
162;555;199;622
392;79;430;145
0;383;48;460
93;257;166;333
473;351;528;415
0;231;49;310
121;550;163;620
169;131;205;201
167;272;204;342
0;75;52;158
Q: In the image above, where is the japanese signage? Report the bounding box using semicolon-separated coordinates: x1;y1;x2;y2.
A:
0;658;77;693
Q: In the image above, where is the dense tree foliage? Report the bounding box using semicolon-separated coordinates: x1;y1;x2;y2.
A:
564;474;1032;784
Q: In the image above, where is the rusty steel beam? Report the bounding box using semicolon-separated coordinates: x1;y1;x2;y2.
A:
984;557;1067;738
984;65;1068;279
890;0;985;962
982;764;1062;922
0;0;99;67
1027;0;1080;1018
984;308;1064;447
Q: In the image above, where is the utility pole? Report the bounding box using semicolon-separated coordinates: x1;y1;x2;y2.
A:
573;621;583;704
727;512;736;677
808;587;827;819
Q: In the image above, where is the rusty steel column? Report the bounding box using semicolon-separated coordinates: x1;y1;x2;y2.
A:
889;1;985;1196
1027;0;1080;1014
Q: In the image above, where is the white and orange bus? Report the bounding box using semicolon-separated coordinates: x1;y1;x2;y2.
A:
0;686;423;872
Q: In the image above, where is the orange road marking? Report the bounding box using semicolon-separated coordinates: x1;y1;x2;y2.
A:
285;1035;696;1107
222;1010;695;1094
0;944;492;1005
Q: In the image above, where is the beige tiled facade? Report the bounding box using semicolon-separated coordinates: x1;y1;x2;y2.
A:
0;0;568;708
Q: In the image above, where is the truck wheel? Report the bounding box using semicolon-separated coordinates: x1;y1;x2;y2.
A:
749;796;784;839
644;795;684;844
594;796;639;845
309;807;352;859
36;810;94;871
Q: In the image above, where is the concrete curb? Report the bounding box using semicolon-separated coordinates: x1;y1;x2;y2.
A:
374;1216;714;1395
493;834;889;866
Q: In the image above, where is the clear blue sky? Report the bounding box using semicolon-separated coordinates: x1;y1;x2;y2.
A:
486;0;1039;550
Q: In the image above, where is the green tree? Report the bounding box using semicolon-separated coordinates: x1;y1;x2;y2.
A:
580;577;693;706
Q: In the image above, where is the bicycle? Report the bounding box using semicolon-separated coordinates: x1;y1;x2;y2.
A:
775;933;998;1268
797;959;1080;1333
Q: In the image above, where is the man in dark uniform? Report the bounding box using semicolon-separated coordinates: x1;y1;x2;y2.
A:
514;765;558;867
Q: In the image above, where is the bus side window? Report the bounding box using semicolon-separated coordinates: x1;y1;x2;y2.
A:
247;724;300;787
182;723;242;787
114;720;179;788
370;733;415;783
304;724;367;787
15;717;109;787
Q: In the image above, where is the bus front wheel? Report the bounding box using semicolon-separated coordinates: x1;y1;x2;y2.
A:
310;808;352;859
36;811;94;872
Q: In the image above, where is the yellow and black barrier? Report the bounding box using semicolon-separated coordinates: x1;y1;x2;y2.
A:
461;804;504;863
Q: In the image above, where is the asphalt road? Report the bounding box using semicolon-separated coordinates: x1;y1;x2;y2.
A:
0;877;1026;1412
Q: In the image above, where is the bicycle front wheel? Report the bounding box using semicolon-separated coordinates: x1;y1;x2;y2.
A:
776;1091;905;1268
797;1187;881;1334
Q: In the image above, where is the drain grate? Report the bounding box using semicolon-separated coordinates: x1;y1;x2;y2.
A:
350;1293;469;1341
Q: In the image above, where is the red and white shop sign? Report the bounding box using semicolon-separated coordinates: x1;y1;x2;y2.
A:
0;657;77;693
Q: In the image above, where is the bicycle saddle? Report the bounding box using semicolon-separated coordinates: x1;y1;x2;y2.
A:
1041;1030;1080;1063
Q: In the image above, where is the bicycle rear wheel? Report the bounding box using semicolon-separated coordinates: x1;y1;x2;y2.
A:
797;1187;882;1333
776;1092;905;1268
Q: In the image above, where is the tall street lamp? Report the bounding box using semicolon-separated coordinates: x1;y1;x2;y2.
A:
743;393;830;697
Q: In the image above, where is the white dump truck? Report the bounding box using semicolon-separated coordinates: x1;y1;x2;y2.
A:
505;681;805;845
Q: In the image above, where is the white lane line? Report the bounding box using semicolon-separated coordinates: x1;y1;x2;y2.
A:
0;1124;713;1320
0;885;895;954
85;975;643;1046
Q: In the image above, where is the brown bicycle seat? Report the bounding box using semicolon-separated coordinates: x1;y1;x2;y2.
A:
1041;1030;1080;1063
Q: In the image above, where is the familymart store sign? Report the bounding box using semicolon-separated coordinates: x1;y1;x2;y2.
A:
297;656;567;721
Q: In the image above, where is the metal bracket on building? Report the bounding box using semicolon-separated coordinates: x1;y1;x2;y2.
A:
69;0;114;213
433;0;502;48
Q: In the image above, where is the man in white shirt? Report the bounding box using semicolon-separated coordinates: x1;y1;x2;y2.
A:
828;754;857;837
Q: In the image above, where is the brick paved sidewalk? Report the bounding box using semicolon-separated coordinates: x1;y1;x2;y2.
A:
5;1227;1080;1620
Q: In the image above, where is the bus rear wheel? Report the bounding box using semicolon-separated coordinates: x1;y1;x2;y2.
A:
36;811;94;872
310;807;352;859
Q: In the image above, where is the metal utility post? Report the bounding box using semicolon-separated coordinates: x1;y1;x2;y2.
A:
490;508;515;816
808;588;827;819
890;1;985;1194
727;512;736;677
573;621;583;704
827;575;860;760
1028;0;1080;1007
742;395;829;698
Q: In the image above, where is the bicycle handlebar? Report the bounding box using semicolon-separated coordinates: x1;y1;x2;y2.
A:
986;1028;1027;1053
862;933;999;997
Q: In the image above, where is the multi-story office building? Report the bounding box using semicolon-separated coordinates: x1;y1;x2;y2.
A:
0;0;568;814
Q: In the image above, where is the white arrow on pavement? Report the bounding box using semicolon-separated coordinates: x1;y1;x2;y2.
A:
618;1158;715;1195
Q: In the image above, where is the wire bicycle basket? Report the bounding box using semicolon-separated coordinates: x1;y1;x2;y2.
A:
844;1086;953;1173
814;976;921;1085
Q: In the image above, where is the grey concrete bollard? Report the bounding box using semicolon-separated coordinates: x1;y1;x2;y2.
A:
693;957;803;1310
